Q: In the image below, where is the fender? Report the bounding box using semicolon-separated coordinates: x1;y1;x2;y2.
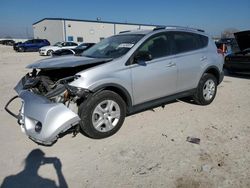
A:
202;65;223;84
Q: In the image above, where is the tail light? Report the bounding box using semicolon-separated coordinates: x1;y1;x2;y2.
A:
217;49;224;56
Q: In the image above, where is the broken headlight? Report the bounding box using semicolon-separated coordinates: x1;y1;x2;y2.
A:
65;85;90;98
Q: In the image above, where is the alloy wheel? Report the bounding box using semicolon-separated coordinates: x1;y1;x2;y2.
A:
203;79;215;101
92;100;121;132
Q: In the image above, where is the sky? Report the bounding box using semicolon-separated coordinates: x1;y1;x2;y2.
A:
0;0;249;38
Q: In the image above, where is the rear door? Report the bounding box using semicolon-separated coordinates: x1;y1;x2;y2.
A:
170;32;209;92
130;33;177;105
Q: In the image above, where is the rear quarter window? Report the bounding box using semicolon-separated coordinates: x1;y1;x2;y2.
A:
198;35;208;48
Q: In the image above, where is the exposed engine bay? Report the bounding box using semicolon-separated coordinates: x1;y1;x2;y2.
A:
21;66;92;101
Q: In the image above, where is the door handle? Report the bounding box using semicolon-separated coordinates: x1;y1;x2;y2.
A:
165;62;176;67
200;56;207;61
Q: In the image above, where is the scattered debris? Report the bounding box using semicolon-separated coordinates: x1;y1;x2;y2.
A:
211;125;218;130
171;139;175;142
134;163;161;175
230;136;239;141
201;164;212;172
147;163;161;171
162;133;168;138
186;137;200;144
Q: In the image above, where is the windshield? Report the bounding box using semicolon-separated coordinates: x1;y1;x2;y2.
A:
53;42;62;46
82;34;144;58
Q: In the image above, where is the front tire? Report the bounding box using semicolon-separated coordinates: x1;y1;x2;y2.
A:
47;50;53;56
78;90;126;139
193;73;217;105
18;47;25;52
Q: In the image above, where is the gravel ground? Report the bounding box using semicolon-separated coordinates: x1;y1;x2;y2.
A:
0;45;250;188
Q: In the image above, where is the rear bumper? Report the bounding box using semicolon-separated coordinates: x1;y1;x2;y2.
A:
5;89;80;146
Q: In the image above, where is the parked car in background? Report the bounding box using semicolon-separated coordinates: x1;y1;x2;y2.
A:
52;43;95;56
14;39;50;52
13;42;23;51
215;38;238;56
0;39;15;46
224;30;250;73
39;42;78;56
5;26;224;145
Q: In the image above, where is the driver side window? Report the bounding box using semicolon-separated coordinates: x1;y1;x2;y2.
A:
138;33;171;59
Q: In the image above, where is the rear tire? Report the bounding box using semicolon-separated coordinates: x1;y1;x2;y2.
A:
193;73;217;105
78;90;126;139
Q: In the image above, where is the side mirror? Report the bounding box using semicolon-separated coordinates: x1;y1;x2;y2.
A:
134;51;153;63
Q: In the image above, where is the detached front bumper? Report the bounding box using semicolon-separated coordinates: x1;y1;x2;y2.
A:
5;90;80;146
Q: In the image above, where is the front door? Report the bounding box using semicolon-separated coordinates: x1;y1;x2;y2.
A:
131;33;177;105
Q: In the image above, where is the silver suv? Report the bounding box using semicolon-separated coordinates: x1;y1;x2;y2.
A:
6;26;224;145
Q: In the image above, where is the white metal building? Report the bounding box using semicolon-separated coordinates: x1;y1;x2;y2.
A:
33;18;159;44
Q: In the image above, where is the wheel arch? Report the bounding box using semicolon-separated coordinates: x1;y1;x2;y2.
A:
203;66;220;84
91;83;133;111
47;49;54;55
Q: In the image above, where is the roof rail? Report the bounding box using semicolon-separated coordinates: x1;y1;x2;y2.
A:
153;26;166;31
153;25;205;33
119;30;131;34
166;26;205;32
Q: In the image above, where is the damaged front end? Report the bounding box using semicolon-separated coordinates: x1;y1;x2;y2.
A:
5;56;109;146
5;69;90;146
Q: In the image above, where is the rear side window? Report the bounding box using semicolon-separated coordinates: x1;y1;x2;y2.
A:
198;35;209;48
172;32;208;54
25;40;33;44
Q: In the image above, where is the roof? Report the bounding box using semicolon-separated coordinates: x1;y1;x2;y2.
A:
33;18;162;27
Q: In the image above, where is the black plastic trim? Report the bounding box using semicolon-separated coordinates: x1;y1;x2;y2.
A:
127;89;196;116
203;66;223;84
5;96;20;119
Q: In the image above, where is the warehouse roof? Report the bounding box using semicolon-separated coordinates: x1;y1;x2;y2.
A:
33;18;162;27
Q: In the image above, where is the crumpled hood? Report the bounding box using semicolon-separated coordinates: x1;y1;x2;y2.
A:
234;30;250;51
26;56;112;69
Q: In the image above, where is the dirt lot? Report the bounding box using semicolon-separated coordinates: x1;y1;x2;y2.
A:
0;45;250;188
